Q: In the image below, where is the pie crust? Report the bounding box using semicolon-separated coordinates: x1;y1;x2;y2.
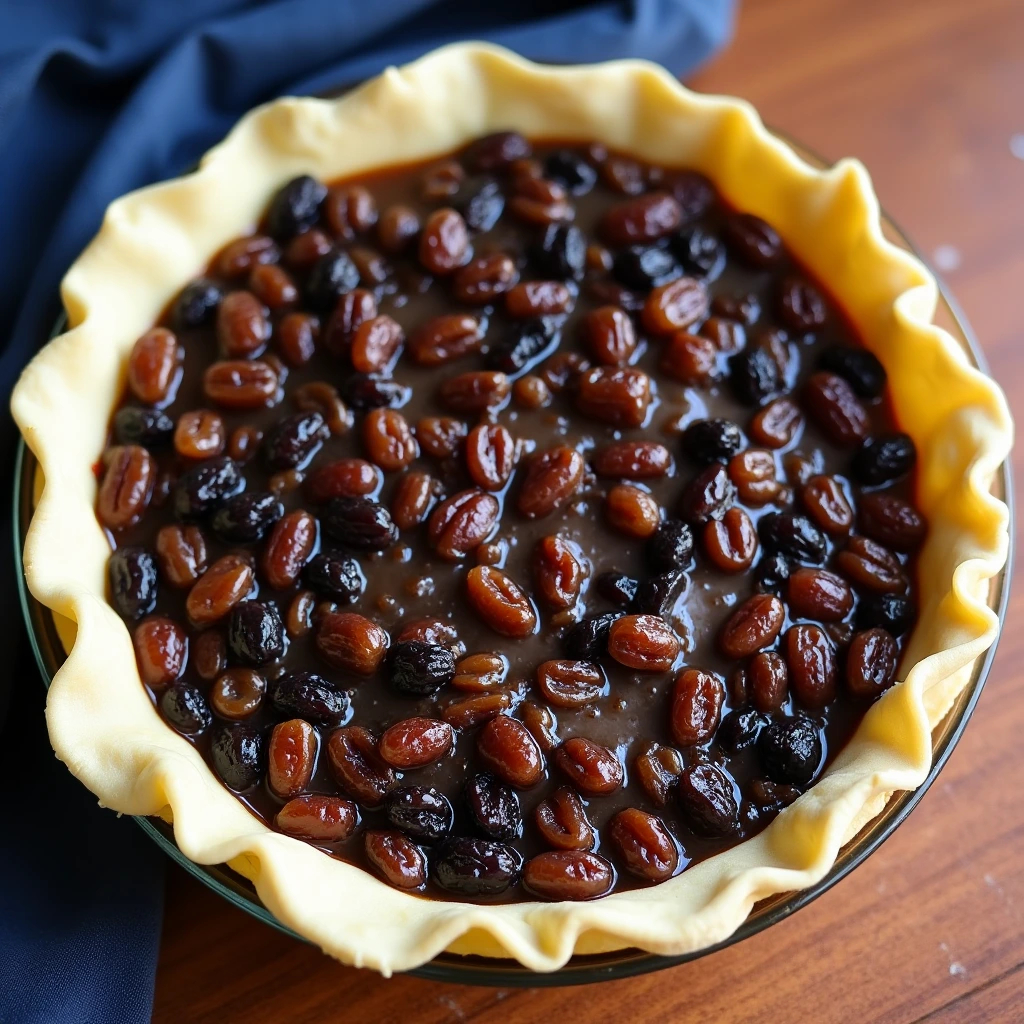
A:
11;43;1012;974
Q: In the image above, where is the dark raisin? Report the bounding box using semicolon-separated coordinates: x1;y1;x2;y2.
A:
266;175;327;240
612;246;681;290
755;551;791;593
175;278;223;329
211;491;283;543
385;786;454;844
113;407;174;448
269;671;352;727
263;411;327;470
758;512;827;564
432;837;523;897
632;571;686;616
668;170;716;222
759;717;823;786
389;641;456;696
595;571;639;608
677;763;739;837
531;224;586;280
305;250;360;311
485;319;560;376
303;552;365;603
670;228;724;279
850;433;917;486
453;176;505;232
340;373;411;410
160;682;212;735
108;547;158;620
227;600;285;665
322;496;398;551
717;708;767;753
818;345;887;399
561;612;622;660
646;519;694;572
210;722;265;791
544;150;597;195
465;773;523;840
730;345;781;406
683;418;743;463
173;456;245;521
856;592;916;636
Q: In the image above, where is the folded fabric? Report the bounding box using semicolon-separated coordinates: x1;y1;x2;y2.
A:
0;2;734;1019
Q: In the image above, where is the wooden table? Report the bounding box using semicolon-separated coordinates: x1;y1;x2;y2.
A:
153;1;1024;1019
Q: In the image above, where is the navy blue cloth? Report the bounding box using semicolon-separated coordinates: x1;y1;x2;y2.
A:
0;2;733;1020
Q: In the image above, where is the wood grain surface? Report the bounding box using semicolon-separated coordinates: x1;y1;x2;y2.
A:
152;1;1024;1019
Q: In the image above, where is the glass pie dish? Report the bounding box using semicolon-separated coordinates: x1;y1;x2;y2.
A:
13;131;1012;983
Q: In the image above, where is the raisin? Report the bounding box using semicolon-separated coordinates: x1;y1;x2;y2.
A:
536;660;606;708
594;440;673;480
97;445;155;530
379;717;454;769
561;612;621;660
556;738;623;797
641;277;708;336
534;786;594;850
386;786;454;843
306;459;381;503
173;456;245;521
836;536;906;594
269;671;351;727
606;484;661;539
749;651;789;713
787;567;853;621
327;726;395;806
632;570;687;617
670;669;725;746
613;245;681;290
210;722;265;792
388;641;456;697
704;507;759;572
601;191;682;246
751;398;803;448
679;462;736;524
607;808;678;881
316;611;388;675
211;668;266;720
211;491;283;543
728;449;779;506
758;512;827;563
846;628;899;699
322;496;398;551
683;419;743;463
634;744;684;806
724;213;782;268
730;345;781;406
803;372;869;446
718;594;785;659
266;719;317;799
227;600;284;665
439;371;511;413
517;446;584;518
718;708;767;753
677;763;739;836
785;624;838;707
266;175;326;240
133;616;187;687
276;795;357;842
660;331;720;385
759;717;823;786
175;278;222;329
427;489;500;560
544;150;597;194
433;837;523;896
818;345;886;399
160;683;212;736
477;716;544;787
530;223;586;280
109;547;158;620
305;250;360;311
533;536;584;610
646;519;694;571
262;510;317;590
801;476;854;535
186;555;254;625
858;493;926;550
523;851;614;901
263;411;327;470
465;773;523;840
217;290;270;359
778;277;827;333
607;614;679;671
851;433;916;486
113;407;174;448
203;360;279;409
409;314;485;366
174;410;226;461
671;227;725;279
595;571;639;608
128;328;181;406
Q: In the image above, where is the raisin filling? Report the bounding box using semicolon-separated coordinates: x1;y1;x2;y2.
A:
97;133;924;903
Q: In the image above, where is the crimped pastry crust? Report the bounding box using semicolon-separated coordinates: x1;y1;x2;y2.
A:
11;43;1012;974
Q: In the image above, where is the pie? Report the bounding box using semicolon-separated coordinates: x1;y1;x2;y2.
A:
11;43;1011;974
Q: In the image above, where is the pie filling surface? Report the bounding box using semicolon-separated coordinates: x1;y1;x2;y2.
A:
95;133;926;903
